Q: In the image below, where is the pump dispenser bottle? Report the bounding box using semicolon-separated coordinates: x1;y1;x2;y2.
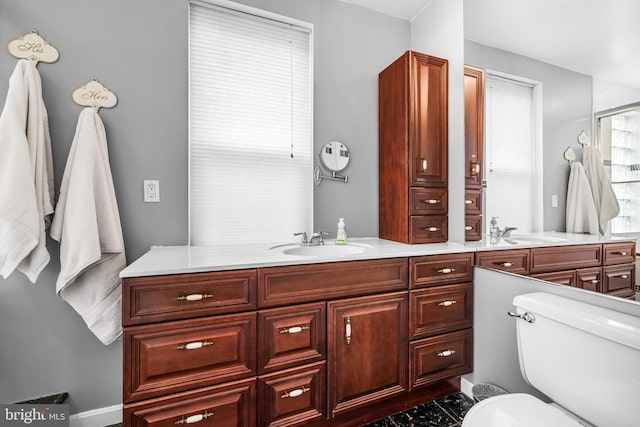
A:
336;218;347;245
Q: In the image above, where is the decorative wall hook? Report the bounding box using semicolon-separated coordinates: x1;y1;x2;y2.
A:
8;31;59;64
577;130;590;146
72;79;118;111
564;146;576;164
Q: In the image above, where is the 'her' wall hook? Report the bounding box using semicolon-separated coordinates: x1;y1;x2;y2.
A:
8;31;59;65
72;79;118;111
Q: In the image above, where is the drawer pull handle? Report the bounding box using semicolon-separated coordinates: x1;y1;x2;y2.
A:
423;199;440;204
465;226;473;231
438;300;457;307
500;262;513;268
590;279;599;284
281;386;310;399
345;317;352;345
279;325;310;334
437;349;456;357
471;163;480;175
437;268;456;274
175;411;213;425
425;227;439;232
619;252;629;256
620;275;629;279
175;341;213;351
465;200;473;205
176;293;213;302
421;158;428;171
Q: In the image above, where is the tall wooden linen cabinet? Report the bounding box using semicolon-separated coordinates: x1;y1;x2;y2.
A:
379;51;449;244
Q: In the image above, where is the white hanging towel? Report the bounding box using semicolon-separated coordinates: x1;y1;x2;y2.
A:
583;145;620;234
566;161;599;235
0;59;54;282
50;107;125;345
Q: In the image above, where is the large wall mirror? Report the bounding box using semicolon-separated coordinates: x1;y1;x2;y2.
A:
596;102;640;240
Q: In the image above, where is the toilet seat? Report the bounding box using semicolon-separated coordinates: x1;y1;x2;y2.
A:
462;393;583;427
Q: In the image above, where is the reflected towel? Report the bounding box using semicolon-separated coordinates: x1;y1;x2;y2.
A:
50;107;125;345
583;145;620;234
0;59;54;282
566;161;599;235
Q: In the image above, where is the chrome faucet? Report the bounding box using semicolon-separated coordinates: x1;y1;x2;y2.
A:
308;231;328;246
489;217;518;238
293;232;308;245
501;226;518;237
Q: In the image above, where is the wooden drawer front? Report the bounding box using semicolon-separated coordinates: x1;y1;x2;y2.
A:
530;245;601;274
258;303;326;374
603;242;635;265
123;270;257;326
409;215;448;244
576;267;602;293
259;258;408;308
602;264;636;298
411;252;474;288
123;378;256;427
410;188;447;215
258;362;326;427
124;313;256;403
531;270;577;287
464;215;482;241
464;189;482;215
475;249;530;275
409;329;473;390
410;283;473;339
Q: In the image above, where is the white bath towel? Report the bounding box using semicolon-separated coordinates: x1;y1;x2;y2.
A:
583;145;620;234
50;107;125;345
566;161;599;235
0;59;54;282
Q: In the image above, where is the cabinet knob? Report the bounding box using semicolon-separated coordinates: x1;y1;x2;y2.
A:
176;293;214;302
436;349;456;357
619;252;629;256
279;325;310;334
437;300;457;307
422;199;440;204
345;316;352;345
175;341;214;351
436;268;456;274
175;411;213;425
425;227;439;232
471;163;480;175
620;275;629;279
464;200;473;205
421;158;428;171
281;387;310;399
500;262;513;268
465;226;473;231
590;279;599;284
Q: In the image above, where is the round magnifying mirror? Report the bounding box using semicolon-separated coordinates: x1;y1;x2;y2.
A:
319;141;350;172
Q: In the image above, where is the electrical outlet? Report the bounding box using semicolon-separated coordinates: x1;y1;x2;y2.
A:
144;180;160;202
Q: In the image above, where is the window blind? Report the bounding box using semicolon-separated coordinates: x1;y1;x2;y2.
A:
189;0;313;246
484;75;535;233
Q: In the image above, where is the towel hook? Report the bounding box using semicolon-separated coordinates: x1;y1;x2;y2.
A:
564;146;576;164
577;130;590;146
7;30;59;65
72;79;118;111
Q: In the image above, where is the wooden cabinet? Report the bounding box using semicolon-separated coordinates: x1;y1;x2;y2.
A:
379;50;448;244
475;248;530;275
464;65;485;241
327;292;408;418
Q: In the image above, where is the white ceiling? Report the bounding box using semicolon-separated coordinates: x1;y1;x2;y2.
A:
339;0;640;89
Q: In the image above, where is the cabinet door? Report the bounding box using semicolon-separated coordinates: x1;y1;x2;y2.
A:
410;52;448;188
576;267;602;293
602;263;636;299
464;65;484;189
327;292;408;418
475;249;530;275
531;270;576;287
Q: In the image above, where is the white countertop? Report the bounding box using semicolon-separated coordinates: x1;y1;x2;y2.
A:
119;232;635;278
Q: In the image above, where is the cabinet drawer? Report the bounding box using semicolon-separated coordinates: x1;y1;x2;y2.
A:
258;303;326;374
410;188;447;215
410;252;474;288
409;329;473;390
530;245;601;274
576;267;602;293
464;189;482;215
124;313;256;403
259;258;408;308
258;362;326;427
123;378;256;427
410;283;473;339
123;270;257;326
603;242;635;265
475;249;530;275
464;215;482;241
602;263;635;298
409;215;448;244
531;270;576;287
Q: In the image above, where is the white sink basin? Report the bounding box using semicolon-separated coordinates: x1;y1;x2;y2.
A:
270;242;373;257
505;235;568;244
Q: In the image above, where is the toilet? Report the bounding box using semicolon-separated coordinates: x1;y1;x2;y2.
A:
462;292;640;427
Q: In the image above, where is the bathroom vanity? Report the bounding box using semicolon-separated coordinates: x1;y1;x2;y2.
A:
120;234;634;426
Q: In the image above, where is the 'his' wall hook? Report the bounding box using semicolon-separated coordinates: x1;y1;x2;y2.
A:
8;30;59;65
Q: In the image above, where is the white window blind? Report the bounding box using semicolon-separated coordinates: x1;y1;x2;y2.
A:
609;113;640;233
485;74;536;233
189;0;313;246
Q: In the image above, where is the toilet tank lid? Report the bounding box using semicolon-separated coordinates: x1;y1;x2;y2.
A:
513;293;640;350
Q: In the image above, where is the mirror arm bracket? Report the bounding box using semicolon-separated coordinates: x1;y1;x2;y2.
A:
314;166;348;185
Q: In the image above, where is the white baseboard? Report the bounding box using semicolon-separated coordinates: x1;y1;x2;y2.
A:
70;404;122;427
460;376;474;400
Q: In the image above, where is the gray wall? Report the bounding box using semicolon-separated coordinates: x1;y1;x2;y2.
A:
465;40;593;232
0;0;410;414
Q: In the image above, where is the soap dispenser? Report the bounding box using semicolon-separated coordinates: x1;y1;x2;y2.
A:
336;218;347;245
489;217;499;238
